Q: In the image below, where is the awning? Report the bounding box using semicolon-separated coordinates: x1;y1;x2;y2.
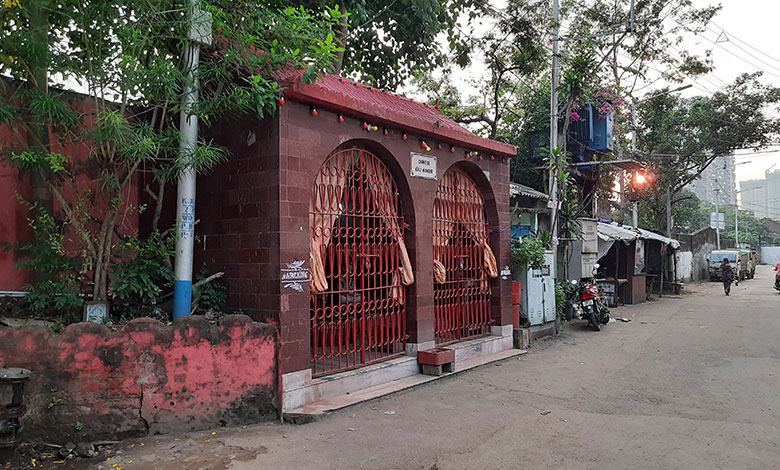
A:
596;222;638;261
625;226;680;249
510;182;549;200
597;239;615;261
597;222;639;242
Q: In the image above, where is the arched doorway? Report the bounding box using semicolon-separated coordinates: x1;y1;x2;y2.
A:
432;167;498;344
309;148;414;376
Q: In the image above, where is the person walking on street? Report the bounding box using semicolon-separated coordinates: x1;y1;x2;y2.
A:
720;258;734;296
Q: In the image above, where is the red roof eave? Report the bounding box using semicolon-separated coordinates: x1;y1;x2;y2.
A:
281;76;517;158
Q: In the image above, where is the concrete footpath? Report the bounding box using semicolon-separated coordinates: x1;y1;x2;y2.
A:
83;265;780;470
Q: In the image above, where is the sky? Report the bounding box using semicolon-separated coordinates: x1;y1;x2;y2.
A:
433;0;780;184
688;0;780;184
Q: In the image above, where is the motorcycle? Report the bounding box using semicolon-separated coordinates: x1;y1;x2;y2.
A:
570;264;610;331
774;270;780;292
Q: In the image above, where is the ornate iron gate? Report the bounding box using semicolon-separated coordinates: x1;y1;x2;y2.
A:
309;149;413;376
432;167;497;344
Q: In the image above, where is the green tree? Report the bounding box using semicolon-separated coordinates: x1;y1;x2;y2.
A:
284;0;482;90
561;0;719;158
636;73;780;230
1;1;343;303
412;0;549;139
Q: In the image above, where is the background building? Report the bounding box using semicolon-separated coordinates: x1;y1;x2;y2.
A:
740;168;780;221
689;154;736;206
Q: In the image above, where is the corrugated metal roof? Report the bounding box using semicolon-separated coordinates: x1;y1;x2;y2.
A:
627;226;681;249
598;222;638;242
510;182;549;200
279;72;517;157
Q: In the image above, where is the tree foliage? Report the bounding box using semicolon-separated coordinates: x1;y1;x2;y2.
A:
280;0;482;90
639;189;772;246
635;73;780;230
412;0;549;140
1;0;343;304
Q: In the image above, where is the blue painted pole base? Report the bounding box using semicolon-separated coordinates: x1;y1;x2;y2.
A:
173;280;193;319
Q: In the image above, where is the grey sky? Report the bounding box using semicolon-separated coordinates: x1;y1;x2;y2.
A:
689;0;780;183
438;1;780;183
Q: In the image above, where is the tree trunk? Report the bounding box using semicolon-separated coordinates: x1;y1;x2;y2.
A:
92;205;117;302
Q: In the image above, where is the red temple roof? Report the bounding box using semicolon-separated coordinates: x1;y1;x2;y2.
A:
279;72;517;158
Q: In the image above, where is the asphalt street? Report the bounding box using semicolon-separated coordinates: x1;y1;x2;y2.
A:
85;265;780;470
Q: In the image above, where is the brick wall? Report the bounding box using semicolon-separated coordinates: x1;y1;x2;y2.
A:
198;116;282;325
276;101;512;373
0;315;277;441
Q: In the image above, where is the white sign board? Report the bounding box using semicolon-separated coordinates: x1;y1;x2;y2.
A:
710;212;725;230
410;153;437;179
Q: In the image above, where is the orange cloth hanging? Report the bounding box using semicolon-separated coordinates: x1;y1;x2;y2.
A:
310;150;414;294
432;168;498;288
309;153;349;293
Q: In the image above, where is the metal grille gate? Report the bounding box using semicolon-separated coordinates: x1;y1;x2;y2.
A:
432;168;495;344
309;149;412;376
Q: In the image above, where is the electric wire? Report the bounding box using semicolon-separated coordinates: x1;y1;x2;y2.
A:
707;26;780;72
672;18;780;81
708;22;780;69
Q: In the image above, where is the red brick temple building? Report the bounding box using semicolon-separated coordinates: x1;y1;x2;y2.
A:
178;73;517;411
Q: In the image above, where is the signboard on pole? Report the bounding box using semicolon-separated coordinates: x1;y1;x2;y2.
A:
710;212;725;230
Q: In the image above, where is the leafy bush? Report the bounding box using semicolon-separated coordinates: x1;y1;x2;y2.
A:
2;202;84;318
197;268;227;312
554;281;567;319
511;237;546;270
109;235;173;310
555;280;579;321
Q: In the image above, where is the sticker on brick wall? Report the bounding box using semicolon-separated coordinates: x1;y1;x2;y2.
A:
500;265;511;280
281;260;310;292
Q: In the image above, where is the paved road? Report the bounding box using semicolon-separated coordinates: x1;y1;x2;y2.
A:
89;265;780;470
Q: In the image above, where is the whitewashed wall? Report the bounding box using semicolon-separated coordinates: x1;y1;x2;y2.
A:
761;247;780;265
676;251;694;282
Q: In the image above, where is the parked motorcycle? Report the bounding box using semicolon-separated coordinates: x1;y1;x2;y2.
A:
571;264;610;331
774;272;780;292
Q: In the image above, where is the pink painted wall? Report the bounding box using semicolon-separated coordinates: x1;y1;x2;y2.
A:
0;123;35;291
0;315;278;441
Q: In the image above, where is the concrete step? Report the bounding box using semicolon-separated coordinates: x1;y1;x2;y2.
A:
283;348;526;423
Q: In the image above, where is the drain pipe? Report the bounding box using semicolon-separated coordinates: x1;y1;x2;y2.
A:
173;2;211;319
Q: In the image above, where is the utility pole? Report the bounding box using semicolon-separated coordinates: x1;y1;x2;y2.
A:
631;104;638;227
549;0;560;272
666;185;672;238
735;205;739;248
173;2;211;319
714;188;721;249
